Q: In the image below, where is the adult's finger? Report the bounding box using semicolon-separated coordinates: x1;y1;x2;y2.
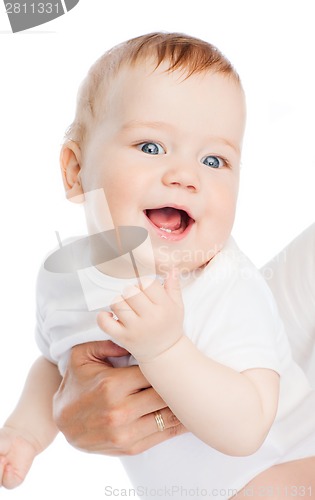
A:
69;340;129;367
120;420;187;456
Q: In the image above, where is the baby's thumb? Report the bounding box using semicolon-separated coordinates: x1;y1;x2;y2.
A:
0;430;11;456
164;268;183;304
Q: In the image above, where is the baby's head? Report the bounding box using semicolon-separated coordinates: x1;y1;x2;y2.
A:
60;32;246;276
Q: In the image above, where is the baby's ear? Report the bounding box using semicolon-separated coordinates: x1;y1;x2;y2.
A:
60;141;84;203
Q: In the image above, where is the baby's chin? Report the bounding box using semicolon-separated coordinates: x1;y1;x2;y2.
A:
153;245;215;276
154;258;210;280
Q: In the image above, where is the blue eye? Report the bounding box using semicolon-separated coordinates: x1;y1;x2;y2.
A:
139;142;165;155
202;155;224;168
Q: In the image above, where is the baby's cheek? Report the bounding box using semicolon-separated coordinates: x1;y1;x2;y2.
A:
217;183;238;218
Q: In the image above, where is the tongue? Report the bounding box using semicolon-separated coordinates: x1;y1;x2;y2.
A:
147;207;182;230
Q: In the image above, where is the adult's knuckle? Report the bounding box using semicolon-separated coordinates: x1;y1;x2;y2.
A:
168;423;184;438
107;428;130;449
166;412;180;426
68;344;82;365
53;406;66;428
102;406;126;429
124;443;141;456
96;374;117;398
53;397;71;427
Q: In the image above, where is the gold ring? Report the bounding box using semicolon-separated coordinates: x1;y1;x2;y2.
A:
154;411;165;432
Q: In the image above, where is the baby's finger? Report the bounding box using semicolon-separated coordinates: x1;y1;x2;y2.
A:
0;430;12;456
110;296;139;325
0;456;6;486
164;268;183;305
137;277;166;304
120;285;153;315
97;311;125;338
0;463;23;489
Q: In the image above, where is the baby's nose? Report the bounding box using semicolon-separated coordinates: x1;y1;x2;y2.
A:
161;161;200;192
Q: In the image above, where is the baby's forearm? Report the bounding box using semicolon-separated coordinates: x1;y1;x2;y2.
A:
139;336;276;456
4;356;61;453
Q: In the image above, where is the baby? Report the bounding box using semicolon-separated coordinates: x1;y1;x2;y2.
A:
1;32;315;498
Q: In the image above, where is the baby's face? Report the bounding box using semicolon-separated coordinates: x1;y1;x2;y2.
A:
80;62;246;275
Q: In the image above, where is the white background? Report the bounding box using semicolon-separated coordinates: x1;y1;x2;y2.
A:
0;0;314;498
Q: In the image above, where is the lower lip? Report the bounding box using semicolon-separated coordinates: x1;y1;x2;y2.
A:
144;213;194;241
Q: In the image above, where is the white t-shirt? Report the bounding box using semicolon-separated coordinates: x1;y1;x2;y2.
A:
35;236;315;498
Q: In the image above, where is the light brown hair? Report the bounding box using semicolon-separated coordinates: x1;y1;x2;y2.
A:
65;32;240;148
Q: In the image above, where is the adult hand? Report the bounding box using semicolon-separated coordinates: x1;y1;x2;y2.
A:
53;340;186;456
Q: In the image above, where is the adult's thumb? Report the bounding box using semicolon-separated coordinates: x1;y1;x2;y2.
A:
71;340;129;366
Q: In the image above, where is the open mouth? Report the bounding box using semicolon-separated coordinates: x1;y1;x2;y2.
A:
144;206;195;241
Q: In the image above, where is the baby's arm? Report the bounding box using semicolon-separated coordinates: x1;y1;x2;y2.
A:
139;337;279;456
98;273;280;457
0;356;61;488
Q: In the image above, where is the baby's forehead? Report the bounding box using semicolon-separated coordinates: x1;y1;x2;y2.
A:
105;59;242;104
92;61;246;147
65;33;243;147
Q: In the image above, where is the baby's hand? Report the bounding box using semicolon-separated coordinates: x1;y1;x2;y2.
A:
0;426;39;489
97;269;184;363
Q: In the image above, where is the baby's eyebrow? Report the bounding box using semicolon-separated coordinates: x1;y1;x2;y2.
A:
207;136;240;156
120;120;240;156
120;120;174;132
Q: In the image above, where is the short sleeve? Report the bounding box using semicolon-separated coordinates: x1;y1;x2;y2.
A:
210;279;289;373
33;256;132;375
186;246;292;375
33;255;92;366
34;265;56;363
35;313;55;363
